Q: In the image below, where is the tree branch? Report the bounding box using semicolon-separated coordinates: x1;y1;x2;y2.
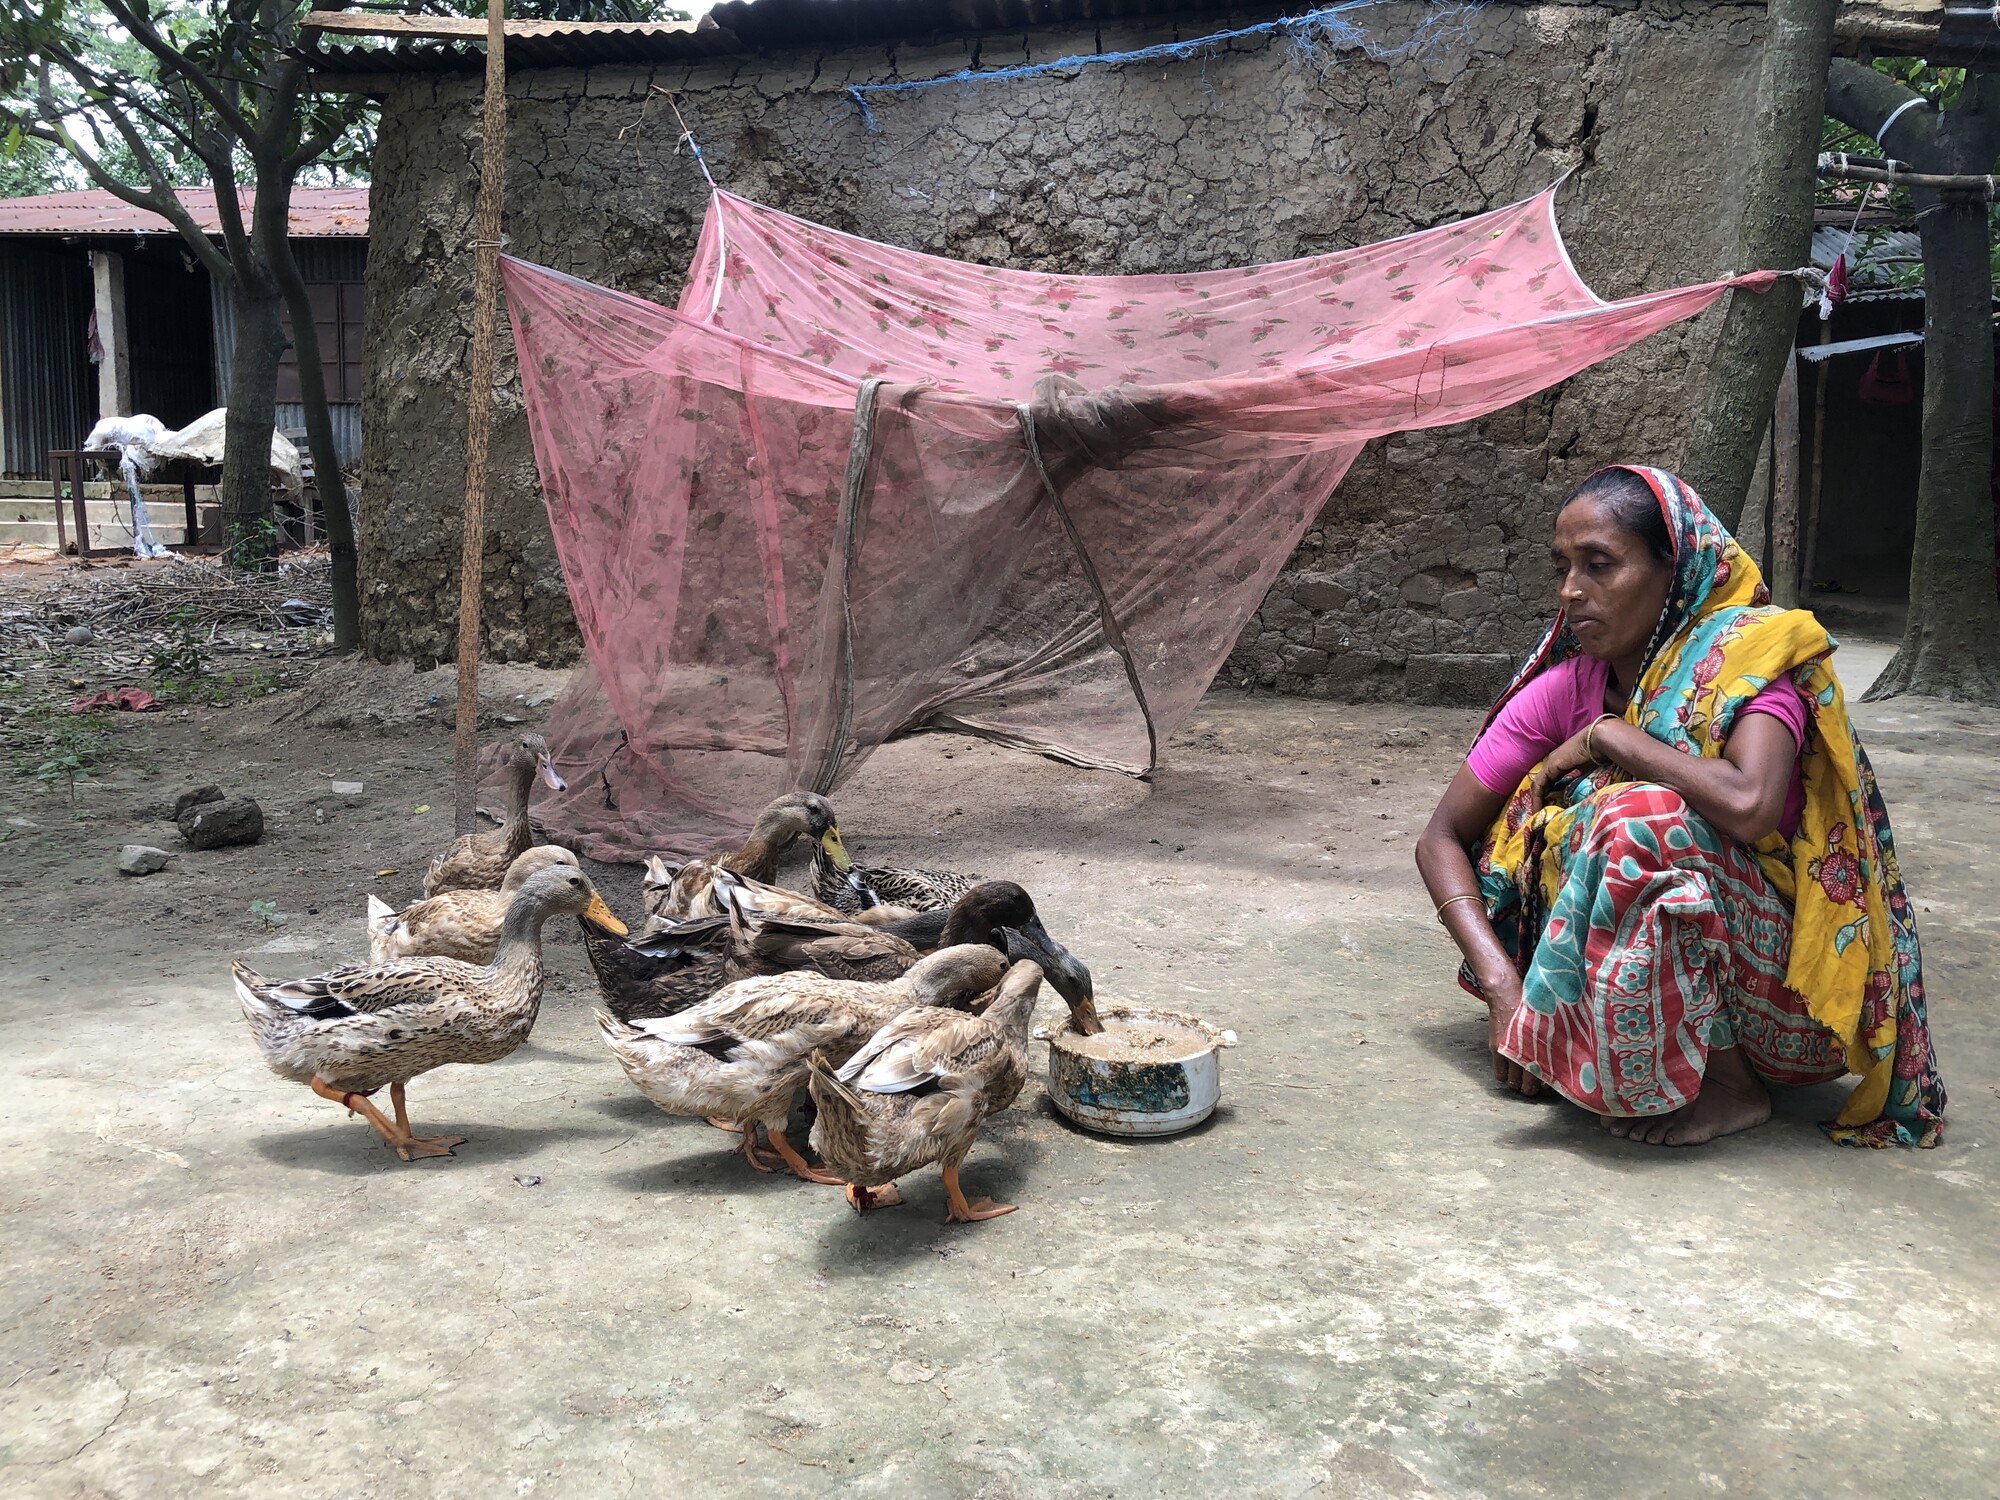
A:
99;0;260;144
283;94;363;173
13;57;240;284
1824;56;1938;163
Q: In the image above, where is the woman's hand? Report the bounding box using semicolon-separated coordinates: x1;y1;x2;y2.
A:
1479;965;1540;1096
1417;765;1544;1100
1524;717;1611;808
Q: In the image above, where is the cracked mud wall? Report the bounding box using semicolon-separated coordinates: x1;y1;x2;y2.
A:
359;0;1765;700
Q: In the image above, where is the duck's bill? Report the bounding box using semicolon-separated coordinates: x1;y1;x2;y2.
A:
537;754;568;793
580;894;627;935
1006;917;1101;1034
818;826;855;872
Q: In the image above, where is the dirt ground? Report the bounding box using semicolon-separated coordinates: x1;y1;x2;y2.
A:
3;621;1998;1498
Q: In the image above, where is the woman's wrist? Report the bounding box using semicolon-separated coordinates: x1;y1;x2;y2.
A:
1584;713;1620;762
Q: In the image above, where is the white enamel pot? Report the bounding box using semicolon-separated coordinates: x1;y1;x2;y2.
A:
1040;1003;1237;1138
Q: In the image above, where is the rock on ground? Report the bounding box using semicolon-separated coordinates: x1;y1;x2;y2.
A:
177;795;264;849
115;844;170;875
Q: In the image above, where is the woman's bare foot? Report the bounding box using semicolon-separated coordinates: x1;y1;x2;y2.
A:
1597;1046;1772;1146
1599;1109;1674;1140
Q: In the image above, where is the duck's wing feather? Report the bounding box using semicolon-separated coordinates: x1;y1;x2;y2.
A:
742;916;918;979
629;981;862;1051
851;864;980;913
840;1009;1004;1093
242;959;472;1020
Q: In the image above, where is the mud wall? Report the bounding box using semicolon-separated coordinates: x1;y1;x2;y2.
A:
358;0;1766;701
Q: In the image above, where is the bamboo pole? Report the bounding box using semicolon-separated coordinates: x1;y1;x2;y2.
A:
454;0;508;835
1800;318;1835;596
1770;349;1803;610
1819;153;2000;197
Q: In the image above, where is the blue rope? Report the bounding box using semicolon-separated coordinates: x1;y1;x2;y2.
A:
846;0;1479;132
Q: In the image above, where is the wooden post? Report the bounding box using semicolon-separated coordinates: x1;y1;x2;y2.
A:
453;0;508;835
1800;318;1835;596
90;251;131;419
1770;348;1802;609
1739;419;1772;572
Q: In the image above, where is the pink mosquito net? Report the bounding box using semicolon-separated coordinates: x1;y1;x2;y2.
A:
496;186;1774;861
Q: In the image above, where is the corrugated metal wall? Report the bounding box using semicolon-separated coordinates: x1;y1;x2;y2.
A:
0;235;367;479
290;241;368;284
0;243;94;477
209;237;368;467
275;400;363;466
125;245;215;432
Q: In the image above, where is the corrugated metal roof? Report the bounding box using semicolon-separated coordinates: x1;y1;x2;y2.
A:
1812;224;1922;293
303;0;1243;74
299;1;1979;75
0;188;368;239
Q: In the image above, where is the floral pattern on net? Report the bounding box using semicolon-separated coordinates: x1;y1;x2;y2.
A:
683;189;1602;400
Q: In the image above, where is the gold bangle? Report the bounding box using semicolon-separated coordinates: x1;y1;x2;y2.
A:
1435;893;1483;925
1584;713;1618;762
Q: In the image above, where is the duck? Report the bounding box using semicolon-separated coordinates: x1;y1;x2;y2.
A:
367;845;580;964
641;792;853;919
808;955;1086;1223
733;879;1101;1029
646;860;917;928
807;837;979;914
422;734;568;896
580;911;735;1024
233;864;627;1160
580;877;1097;1026
594;944;1008;1184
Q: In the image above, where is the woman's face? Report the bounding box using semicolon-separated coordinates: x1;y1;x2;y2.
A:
1550;496;1674;667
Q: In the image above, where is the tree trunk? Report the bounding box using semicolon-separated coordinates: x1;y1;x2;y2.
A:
1678;0;1837;528
1825;60;2000;702
222;285;286;568
268;230;361;651
1865;184;2000;698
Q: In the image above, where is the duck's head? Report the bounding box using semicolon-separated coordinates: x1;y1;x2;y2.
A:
510;863;625;934
506;733;567;793
499;843;581;893
906;943;1009;1009
750;791;850;869
943;881;1098;1032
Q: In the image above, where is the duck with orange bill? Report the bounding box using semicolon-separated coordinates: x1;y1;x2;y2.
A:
233;865;627;1160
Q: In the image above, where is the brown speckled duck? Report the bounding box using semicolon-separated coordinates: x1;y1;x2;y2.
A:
368;845;581;964
594;945;1007;1184
807;828;979;915
422;735;567;896
580;912;734;1024
234;864;625;1160
733;880;1099;1027
641;792;853;920
808;957;1080;1223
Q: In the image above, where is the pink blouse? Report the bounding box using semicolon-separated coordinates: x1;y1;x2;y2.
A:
1466;655;1809;839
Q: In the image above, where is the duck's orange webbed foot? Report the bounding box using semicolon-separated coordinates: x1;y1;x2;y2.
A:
390;1082;464;1160
846;1182;904;1212
766;1129;846;1186
732;1121;782;1172
941;1165;1016;1224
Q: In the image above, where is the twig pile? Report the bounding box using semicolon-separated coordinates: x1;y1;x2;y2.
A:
4;552;334;642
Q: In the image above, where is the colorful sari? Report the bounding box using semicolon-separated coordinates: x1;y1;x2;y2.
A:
1469;467;1945;1147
